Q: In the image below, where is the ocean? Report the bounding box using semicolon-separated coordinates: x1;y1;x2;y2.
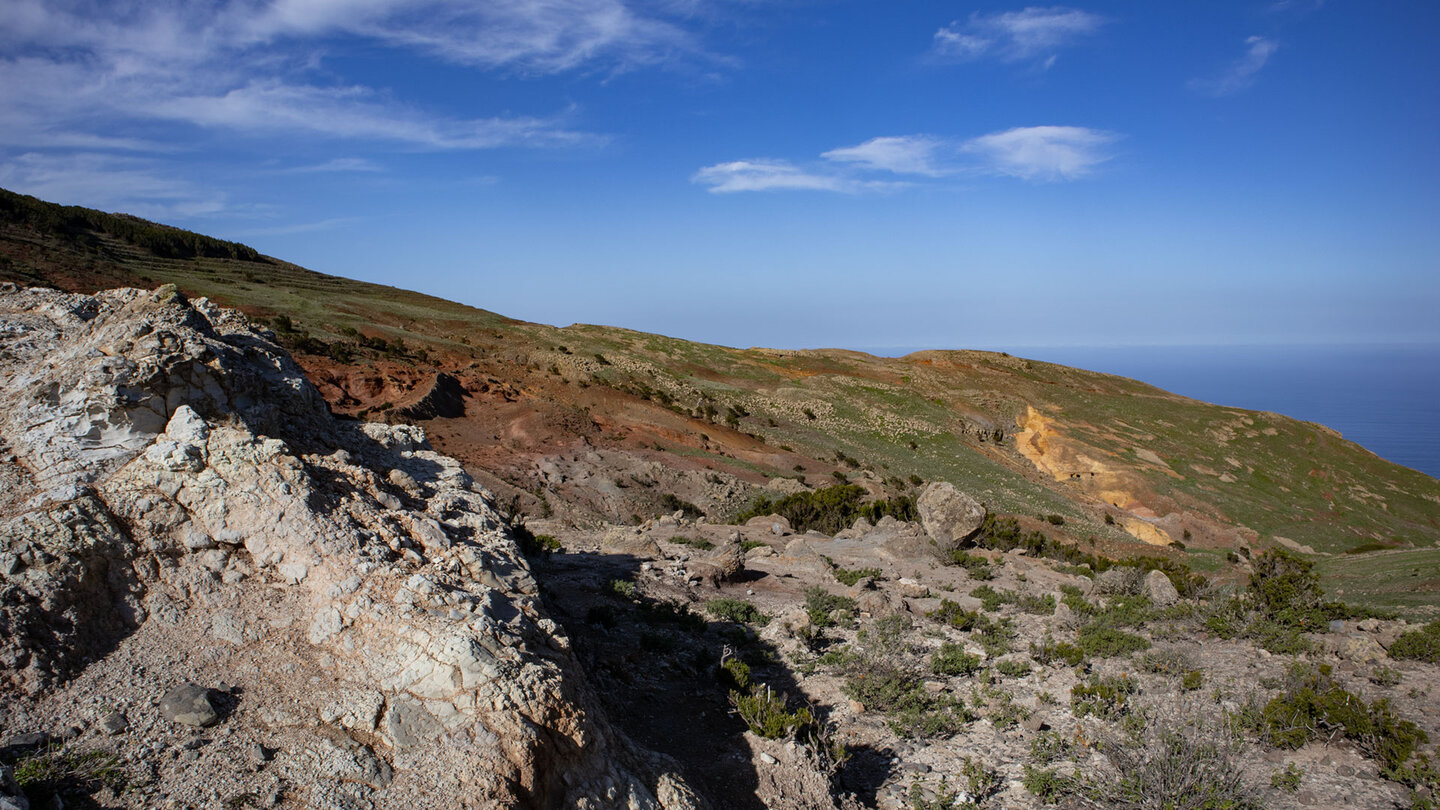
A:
1002;344;1440;481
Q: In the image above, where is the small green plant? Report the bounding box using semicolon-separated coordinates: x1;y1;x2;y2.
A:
1182;669;1205;691
1390;621;1440;664
517;532;562;557
1270;763;1303;793
947;550;995;580
931;643;982;677
804;587;857;627
719;656;752;690
670;535;714;550
995;658;1033;678
1370;665;1404;687
858;614;914;654
1045;514;1066;526
704;597;771;626
834;566;883;587
1022;765;1075;803
739;539;767;552
732;684;815;739
1071;674;1137;720
1029;730;1077;765
1030;636;1086;667
961;756;1002;803
1253;662;1428;771
1076;625;1150;659
12;744;126;801
607;579;639;599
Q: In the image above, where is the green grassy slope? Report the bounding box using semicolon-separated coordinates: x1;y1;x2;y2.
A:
3;186;1436;611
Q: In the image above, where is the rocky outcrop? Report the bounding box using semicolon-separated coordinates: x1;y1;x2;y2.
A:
916;482;986;555
0;284;700;809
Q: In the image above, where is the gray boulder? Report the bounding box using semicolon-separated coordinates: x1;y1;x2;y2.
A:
916;482;986;554
1144;569;1181;606
160;683;219;727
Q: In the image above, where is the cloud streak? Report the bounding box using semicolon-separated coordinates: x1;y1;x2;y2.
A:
1189;36;1279;96
932;6;1104;68
694;126;1120;193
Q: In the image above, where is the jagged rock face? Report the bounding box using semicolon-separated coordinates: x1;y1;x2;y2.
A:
0;284;699;810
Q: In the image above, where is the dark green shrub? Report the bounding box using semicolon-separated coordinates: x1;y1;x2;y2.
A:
1389;621;1440;664
804;587;856;627
1022;765;1076;803
945;550;994;580
1249;548;1324;626
995;658;1033;678
1076;626;1150;658
834;566;882;586
927;599;981;630
732;685;815;739
930;643;982;676
1182;670;1205;691
705;598;770;626
1071;674;1137;720
1030;636;1085;667
719;657;751;689
735;485;917;535
659;493;704;519
1045;514;1066;526
670;535;714;550
1258;663;1429;771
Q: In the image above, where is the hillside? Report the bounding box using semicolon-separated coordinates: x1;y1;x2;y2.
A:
2;186;1437;613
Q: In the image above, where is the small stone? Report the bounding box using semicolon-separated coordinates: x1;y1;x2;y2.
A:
160;683;219;727
101;711;129;735
759;752;777;765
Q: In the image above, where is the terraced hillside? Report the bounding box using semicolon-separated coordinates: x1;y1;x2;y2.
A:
3;186;1437;612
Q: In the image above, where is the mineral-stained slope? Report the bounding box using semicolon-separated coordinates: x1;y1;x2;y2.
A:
0;283;700;809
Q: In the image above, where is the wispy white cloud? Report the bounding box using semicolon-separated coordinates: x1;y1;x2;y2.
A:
0;152;227;219
235;217;365;237
821;136;947;177
276;158;384;174
962;125;1118;181
933;6;1104;67
692;160;857;193
696;125;1120;193
1189;36;1279;96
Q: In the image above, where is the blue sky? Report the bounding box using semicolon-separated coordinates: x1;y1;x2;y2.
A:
2;1;1437;351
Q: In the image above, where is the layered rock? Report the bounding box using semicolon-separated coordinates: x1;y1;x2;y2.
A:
0;284;699;809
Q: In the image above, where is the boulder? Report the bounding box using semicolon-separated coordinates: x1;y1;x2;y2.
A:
1096;567;1142;595
1143;569;1181;606
160;683;219;727
916;482;986;554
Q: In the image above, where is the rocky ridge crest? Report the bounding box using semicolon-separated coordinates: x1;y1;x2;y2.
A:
0;283;699;809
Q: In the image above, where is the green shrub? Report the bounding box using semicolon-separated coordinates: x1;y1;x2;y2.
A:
945;550;994;580
804;587;856;627
607;579;639;599
704;598;770;626
1249;548;1324;626
12;744;126;802
970;584;1054;615
859;614;913;654
995;658;1033;678
1022;765;1076;803
734;485;916;535
1182;670;1205;691
1029;730;1078;765
1257;662;1429;771
659;493;704;519
719;657;752;690
1270;763;1303;793
670;535;714;550
930;643;982;677
928;599;981;630
517;532;562;557
732;684;815;739
1078;711;1262;810
1030;636;1086;667
834;566;882;586
1390;621;1440;664
1045;514;1066;526
1071;674;1137;720
1076;626;1150;658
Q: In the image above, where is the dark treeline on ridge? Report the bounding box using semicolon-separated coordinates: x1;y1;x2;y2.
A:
0;187;265;263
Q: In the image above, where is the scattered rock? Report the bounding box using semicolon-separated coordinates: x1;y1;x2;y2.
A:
916;482;986;554
100;710;129;735
161;683;219;727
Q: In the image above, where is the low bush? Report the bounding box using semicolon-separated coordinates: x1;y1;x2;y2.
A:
732;684;816;739
1071;674;1137;720
930;643;982;677
1076;626;1150;659
804;587;857;628
670;535;714;551
704;598;770;626
945;550;995;580
834;566;883;587
1253;662;1428;772
1076;710;1262;810
734;485;916;535
1031;636;1086;667
1389;621;1440;664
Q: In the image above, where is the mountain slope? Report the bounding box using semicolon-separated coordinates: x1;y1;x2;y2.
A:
2;186;1436;610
